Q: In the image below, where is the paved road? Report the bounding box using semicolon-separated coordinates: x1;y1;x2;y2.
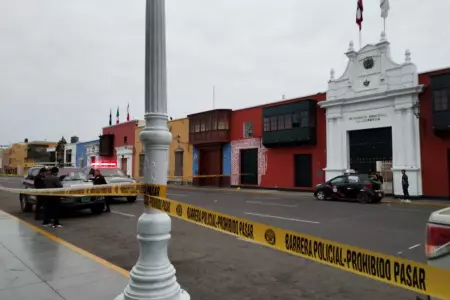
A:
0;177;437;299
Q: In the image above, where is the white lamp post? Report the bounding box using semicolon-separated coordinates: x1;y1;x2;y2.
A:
115;0;190;299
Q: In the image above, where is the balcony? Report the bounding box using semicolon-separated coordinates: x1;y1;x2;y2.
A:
430;73;450;136
262;100;317;147
188;109;232;146
189;130;230;145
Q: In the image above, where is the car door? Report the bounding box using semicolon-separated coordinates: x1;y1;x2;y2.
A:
346;175;362;199
329;176;348;198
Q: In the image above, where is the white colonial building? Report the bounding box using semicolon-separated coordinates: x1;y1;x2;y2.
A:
85;142;100;167
319;32;423;197
116;145;133;176
64;143;77;166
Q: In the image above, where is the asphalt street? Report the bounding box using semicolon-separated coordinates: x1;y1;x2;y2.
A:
0;176;440;299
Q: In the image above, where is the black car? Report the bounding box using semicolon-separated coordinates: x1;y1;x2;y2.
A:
20;166;105;214
314;174;384;204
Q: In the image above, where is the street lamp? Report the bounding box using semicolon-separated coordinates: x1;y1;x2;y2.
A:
115;1;190;300
412;101;420;119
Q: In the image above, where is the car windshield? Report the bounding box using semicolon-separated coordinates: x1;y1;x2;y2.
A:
99;169;126;177
61;171;87;181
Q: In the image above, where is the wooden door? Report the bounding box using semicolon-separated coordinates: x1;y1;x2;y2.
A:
121;157;128;175
174;150;184;178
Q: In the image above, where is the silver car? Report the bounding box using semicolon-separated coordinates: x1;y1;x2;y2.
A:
82;167;137;202
20;168;105;215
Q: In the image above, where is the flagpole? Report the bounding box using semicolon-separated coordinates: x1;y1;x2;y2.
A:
383;17;386;33
359;30;362;50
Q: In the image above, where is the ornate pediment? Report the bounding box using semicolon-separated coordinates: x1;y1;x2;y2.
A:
325;32;419;105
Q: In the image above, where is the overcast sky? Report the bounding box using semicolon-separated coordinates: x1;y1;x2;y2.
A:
1;0;449;145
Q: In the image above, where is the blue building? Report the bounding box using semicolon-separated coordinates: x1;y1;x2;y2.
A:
75;139;99;168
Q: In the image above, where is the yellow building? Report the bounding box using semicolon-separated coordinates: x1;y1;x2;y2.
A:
2;141;57;175
134;121;145;178
133;118;193;183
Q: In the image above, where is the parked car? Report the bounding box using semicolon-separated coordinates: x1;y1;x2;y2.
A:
82;163;137;203
425;207;450;300
314;173;384;204
20;167;105;215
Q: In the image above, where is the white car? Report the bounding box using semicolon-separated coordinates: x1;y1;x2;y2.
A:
425;207;450;300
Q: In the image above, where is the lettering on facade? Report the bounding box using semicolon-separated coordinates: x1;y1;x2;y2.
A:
349;114;386;123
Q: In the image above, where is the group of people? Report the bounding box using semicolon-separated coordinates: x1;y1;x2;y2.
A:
34;167;110;228
34;166;63;227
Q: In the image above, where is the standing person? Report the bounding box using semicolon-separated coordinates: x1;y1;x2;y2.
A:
44;167;64;227
34;167;47;221
401;169;411;203
92;169;110;212
376;171;384;190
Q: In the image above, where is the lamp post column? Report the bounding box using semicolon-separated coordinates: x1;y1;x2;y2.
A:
115;0;190;299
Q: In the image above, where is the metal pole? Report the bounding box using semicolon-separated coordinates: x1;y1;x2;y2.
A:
115;0;190;299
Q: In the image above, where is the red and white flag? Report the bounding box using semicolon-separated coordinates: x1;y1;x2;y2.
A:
356;0;363;31
126;103;130;121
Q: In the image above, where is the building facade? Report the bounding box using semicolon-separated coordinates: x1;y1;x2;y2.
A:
167;118;193;184
134;123;144;178
417;68;450;198
75;140;99;168
188;110;232;186
230;94;326;190
64;143;77;166
102;121;139;177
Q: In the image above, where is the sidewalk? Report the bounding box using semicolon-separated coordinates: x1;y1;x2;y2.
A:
168;184;450;207
0;210;129;300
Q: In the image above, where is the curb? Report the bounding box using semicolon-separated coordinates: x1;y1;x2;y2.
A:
3;211;130;278
168;185;450;207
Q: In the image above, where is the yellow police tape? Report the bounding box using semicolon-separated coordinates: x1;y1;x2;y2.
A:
145;195;450;299
0;183;166;198
0;182;449;298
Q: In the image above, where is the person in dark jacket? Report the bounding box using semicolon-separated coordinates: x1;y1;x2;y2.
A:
401;169;411;203
44;167;64;227
92;169;110;212
33;167;47;220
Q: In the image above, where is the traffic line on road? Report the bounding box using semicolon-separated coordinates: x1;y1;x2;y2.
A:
167;193;188;197
245;201;297;208
244;212;320;224
111;211;136;218
397;243;422;255
408;244;422;250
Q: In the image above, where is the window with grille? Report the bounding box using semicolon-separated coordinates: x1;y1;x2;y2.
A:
300;111;309;127
65;149;72;163
434;89;449;111
243;122;253;138
270;116;277;131
263;118;270;132
277;116;285;130
284;114;292;129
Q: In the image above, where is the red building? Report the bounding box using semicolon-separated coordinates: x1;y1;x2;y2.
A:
418;68;450;198
100;120;139;177
229;94;326;191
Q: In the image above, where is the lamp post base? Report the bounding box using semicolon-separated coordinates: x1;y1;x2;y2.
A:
114;211;190;300
114;289;190;300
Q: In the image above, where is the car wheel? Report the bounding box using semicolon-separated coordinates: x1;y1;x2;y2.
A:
90;205;104;215
357;192;370;204
316;190;327;201
127;196;137;203
19;194;33;212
